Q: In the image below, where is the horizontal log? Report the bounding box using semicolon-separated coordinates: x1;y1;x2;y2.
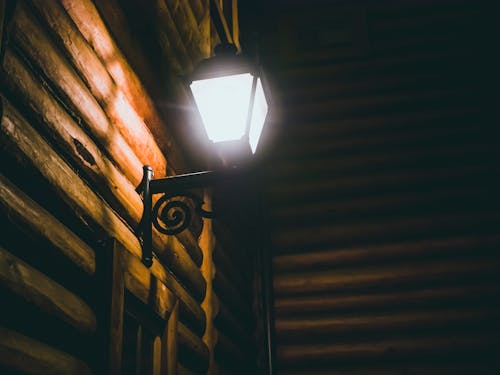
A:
213;268;252;322
211;0;234;45
0;246;96;335
186;0;205;23
274;257;498;296
0;97;205;302
278;60;481;102
214;329;250;368
60;0;186;173
280;362;493;375
178;321;210;373
5;4;202;268
274;117;483;161
271;187;491;225
273;235;500;272
267;165;499;203
176;230;203;267
10;3;143;186
214;298;253;355
279;50;468;82
369;2;477;31
276;307;500;339
372;28;473;57
146;0;191;74
2;98;205;300
120;248;206;336
2;47;139;227
272;212;500;250
215;296;251;334
124;270;176;321
2;47;203;267
177;364;197;375
213;242;248;294
164;0;205;62
213;221;251;281
285;89;474;122
0;173;95;275
0;326;92;374
280;70;465;103
285;109;487;152
273;143;494;179
277;333;499;364
30;0;167;178
91;0;159;97
274;283;500;316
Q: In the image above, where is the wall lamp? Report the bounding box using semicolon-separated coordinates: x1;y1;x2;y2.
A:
137;44;270;267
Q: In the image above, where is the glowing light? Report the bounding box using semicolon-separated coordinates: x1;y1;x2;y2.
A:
190;73;253;143
249;78;268;153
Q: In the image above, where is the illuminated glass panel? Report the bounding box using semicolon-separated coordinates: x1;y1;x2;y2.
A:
249;78;268;153
190;73;253;143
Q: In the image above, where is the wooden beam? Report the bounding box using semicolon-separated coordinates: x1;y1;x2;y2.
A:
212;221;251;281
3;45;203;268
164;0;207;62
165;300;179;375
271;187;490;225
274;283;500;316
0;96;206;302
210;0;233;45
103;240;125;374
231;0;239;48
273;142;493;179
215;329;249;370
267;165;498;203
60;0;186;173
276;307;500;339
3;42;205;281
10;3;142;185
0;246;96;334
273;235;500;272
198;190;217;373
178;363;197;375
29;0;167;179
91;0;161;94
272;212;500;250
120;249;206;336
274;258;498;296
0;173;95;275
12;4;205;268
2;47;140;227
124;268;177;321
0;327;92;374
213;242;248;295
178;321;210;373
215;298;251;346
213;268;252;323
150;0;193;73
277;333;499;364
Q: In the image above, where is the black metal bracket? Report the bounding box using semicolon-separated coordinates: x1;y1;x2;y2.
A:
136;165;239;268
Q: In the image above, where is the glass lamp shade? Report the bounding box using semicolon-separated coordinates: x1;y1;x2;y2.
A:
189;56;269;155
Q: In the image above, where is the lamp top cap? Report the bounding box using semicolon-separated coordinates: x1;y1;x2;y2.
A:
190;43;258;82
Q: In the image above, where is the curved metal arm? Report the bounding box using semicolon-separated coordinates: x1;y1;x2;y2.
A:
138;166;241;267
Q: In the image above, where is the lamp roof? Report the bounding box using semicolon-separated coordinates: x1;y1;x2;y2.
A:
190;44;257;82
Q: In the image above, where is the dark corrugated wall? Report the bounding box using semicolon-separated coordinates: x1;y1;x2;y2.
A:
262;0;500;373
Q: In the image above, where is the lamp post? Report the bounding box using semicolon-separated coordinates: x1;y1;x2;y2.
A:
137;43;270;268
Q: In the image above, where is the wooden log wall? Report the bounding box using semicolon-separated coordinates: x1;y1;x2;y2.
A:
0;0;258;374
262;0;500;374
